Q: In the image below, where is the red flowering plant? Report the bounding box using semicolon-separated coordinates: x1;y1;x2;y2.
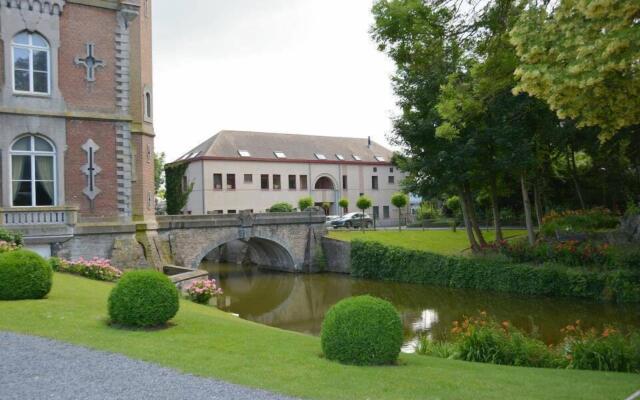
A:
55;257;122;282
185;278;223;304
482;237;611;267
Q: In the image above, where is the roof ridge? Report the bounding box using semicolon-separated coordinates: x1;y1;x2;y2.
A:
217;129;381;144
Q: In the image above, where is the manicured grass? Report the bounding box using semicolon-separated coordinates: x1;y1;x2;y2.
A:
0;273;638;400
328;229;526;255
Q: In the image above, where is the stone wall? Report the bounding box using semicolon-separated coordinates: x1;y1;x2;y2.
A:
321;237;351;274
621;214;640;242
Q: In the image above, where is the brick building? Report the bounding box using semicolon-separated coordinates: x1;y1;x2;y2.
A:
0;0;156;262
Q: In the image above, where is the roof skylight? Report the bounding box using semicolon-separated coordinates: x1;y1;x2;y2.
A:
352;154;362;161
274;151;287;159
238;150;251;157
315;153;327;160
375;156;386;162
335;154;344;160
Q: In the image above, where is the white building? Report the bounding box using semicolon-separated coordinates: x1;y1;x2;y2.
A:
172;130;407;226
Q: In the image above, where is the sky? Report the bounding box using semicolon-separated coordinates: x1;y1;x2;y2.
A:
152;0;399;162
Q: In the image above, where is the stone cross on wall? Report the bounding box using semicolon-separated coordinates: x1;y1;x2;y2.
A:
74;43;105;82
81;139;102;200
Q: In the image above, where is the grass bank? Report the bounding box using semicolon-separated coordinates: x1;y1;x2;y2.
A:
328;229;525;255
0;273;638;400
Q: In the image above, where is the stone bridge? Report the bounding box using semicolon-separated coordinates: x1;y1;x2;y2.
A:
155;210;327;272
2;207;327;272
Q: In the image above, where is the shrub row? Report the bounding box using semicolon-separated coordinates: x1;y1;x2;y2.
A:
350;240;640;303
418;313;640;373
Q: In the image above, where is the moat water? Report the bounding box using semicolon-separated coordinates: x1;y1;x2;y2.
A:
200;261;640;352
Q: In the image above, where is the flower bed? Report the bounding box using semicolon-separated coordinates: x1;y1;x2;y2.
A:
541;208;620;237
51;257;122;282
185;278;223;304
418;312;640;373
484;238;640;269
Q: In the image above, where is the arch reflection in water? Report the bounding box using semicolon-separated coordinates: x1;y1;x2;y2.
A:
200;261;640;353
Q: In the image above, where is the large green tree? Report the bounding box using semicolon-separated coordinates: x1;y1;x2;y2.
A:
510;0;640;138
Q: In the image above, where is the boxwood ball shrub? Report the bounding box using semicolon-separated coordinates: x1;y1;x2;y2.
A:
0;249;52;300
108;270;179;328
321;295;403;365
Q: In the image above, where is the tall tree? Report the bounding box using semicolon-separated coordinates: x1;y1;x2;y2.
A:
510;0;640;138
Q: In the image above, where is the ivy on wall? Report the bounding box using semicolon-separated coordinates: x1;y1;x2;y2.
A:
165;163;193;215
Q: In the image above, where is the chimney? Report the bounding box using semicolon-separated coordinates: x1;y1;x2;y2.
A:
368;136;371;148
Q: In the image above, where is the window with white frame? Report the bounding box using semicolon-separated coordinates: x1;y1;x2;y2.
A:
12;31;50;95
11;135;56;206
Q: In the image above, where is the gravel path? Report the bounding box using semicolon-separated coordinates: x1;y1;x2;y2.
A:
0;332;300;400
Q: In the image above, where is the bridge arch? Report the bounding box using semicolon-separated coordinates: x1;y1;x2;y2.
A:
190;234;296;271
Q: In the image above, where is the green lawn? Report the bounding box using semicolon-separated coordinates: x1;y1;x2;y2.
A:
328;229;526;255
0;273;638;400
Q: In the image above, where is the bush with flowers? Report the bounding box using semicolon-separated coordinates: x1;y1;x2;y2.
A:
185;278;223;304
541;208;619;237
487;238;612;267
52;256;122;282
418;312;640;372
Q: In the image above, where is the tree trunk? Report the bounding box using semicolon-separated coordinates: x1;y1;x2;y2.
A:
567;146;586;210
521;173;536;245
459;188;480;253
533;180;544;228
489;179;503;242
463;184;487;246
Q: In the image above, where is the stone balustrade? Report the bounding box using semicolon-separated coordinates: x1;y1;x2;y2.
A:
0;206;78;227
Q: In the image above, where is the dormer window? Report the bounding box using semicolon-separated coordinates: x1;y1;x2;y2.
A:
274;151;286;159
352;155;361;161
12;31;50;95
336;154;344;160
315;153;326;160
238;150;251;157
375;156;386;162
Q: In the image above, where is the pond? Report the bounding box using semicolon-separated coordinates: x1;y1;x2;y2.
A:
201;261;640;352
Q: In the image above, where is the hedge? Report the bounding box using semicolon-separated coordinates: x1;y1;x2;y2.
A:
350;240;640;303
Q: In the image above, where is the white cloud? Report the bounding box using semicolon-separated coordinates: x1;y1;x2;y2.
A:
153;0;399;161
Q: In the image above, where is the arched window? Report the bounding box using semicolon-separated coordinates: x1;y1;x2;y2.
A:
144;90;152;119
12;31;50;95
314;176;335;190
11;135;56;207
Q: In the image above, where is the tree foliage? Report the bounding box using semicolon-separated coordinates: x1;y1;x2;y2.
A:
298;197;314;211
510;0;640;138
165;163;193;215
154;152;166;197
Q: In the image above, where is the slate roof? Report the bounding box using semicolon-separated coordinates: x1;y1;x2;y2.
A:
173;130;395;164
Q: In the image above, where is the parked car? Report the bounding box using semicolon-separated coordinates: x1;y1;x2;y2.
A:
325;215;340;227
330;212;373;229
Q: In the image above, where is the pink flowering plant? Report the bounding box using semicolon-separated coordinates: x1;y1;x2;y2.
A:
54;257;122;282
185;278;223;304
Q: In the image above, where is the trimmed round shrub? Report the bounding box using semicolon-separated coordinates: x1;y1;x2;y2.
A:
108;270;179;328
0;249;52;300
321;295;403;365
